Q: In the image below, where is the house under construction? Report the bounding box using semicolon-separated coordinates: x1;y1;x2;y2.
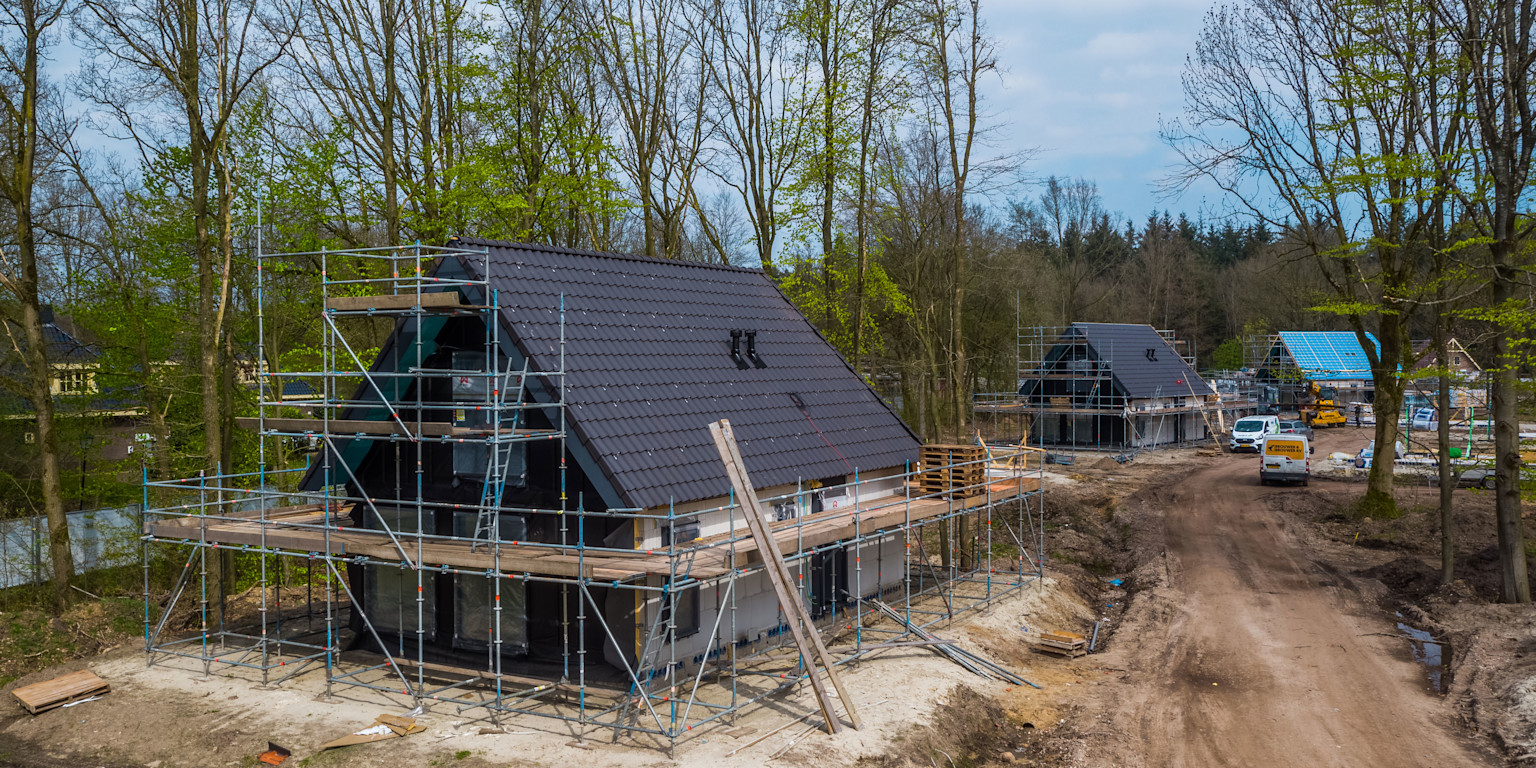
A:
139;240;1045;746
976;323;1223;452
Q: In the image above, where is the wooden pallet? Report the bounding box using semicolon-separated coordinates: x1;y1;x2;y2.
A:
919;444;986;497
1033;631;1087;659
13;670;109;714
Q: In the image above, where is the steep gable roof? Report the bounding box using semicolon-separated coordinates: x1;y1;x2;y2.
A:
1275;331;1380;381
1066;323;1206;399
453;238;921;510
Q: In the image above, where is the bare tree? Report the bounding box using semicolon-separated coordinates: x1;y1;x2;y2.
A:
912;0;997;438
0;0;72;609
585;0;703;260
1165;0;1464;516
697;0;811;270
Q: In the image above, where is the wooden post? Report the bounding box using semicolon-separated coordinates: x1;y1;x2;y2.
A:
708;419;861;733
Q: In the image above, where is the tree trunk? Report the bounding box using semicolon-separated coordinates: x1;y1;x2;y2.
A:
1360;320;1405;514
1491;242;1530;602
18;268;73;612
382;0;402;246
1436;328;1453;585
3;0;73;611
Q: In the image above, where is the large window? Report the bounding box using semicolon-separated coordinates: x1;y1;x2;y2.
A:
451;512;528;653
365;507;436;639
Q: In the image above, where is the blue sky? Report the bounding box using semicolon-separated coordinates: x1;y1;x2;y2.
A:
980;0;1228;223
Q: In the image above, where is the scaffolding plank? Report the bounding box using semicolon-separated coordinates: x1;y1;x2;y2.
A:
325;292;463;312
13;670;110;715
145;474;1038;583
144;521;644;580
237;417;557;439
704;480;1040;569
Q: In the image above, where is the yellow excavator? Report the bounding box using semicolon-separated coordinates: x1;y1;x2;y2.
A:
1298;381;1347;427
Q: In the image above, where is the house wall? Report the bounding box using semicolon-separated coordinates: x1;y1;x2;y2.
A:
603;531;911;669
598;466;913;670
634;467;908;550
1132;411;1204;448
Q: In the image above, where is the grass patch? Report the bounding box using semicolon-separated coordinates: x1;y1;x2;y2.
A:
1345;490;1404;521
0;594;154;688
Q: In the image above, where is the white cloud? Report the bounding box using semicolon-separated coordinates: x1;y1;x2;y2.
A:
980;0;1218;215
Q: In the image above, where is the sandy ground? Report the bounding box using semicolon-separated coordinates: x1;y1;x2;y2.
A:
1067;429;1501;767
0;573;1094;767
0;432;1523;767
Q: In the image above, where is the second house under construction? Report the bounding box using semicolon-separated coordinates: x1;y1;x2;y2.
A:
140;239;1045;747
1008;322;1221;451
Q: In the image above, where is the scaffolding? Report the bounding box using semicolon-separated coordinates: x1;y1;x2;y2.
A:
974;324;1232;454
140;244;1047;749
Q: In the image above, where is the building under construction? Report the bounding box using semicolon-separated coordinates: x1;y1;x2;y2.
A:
139;240;1045;747
977;323;1227;452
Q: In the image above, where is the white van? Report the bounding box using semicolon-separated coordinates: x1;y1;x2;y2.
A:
1230;415;1279;452
1260;434;1310;485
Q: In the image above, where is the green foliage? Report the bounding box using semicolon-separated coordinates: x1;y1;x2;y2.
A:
432;0;628;245
777;239;912;361
1210;338;1245;371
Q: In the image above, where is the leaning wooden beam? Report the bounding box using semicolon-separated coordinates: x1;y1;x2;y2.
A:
708;418;860;734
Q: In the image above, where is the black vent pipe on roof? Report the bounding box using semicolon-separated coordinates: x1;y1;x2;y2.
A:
745;330;766;368
729;329;750;369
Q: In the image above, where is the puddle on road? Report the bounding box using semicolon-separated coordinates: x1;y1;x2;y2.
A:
1395;614;1449;694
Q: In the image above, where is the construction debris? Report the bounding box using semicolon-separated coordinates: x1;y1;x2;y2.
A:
12;669;110;715
257;742;292;765
319;713;426;750
1035;631;1088;658
870;599;1041;689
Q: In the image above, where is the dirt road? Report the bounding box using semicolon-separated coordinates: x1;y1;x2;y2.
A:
1080;430;1497;767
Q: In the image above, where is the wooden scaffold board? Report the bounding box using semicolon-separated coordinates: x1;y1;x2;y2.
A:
13;670;110;715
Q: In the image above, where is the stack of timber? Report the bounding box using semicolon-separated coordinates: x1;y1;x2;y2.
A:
918;444;986;497
1034;630;1087;659
12;670;110;714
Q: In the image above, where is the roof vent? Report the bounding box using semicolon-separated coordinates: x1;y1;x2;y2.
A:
745;330;766;368
1145;348;1158;362
729;330;750;369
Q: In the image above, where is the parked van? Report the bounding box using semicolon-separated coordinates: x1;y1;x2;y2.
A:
1230;415;1280;452
1260;434;1310;485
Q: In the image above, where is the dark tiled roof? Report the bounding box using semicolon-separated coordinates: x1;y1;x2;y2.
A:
455;238;922;509
1067;323;1207;399
44;319;97;364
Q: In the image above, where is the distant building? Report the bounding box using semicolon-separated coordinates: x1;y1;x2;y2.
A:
0;308;141;514
1408;338;1487;418
1017;322;1216;450
1256;331;1380;404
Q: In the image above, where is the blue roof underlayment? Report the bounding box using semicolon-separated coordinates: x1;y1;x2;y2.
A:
1276;331;1381;380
